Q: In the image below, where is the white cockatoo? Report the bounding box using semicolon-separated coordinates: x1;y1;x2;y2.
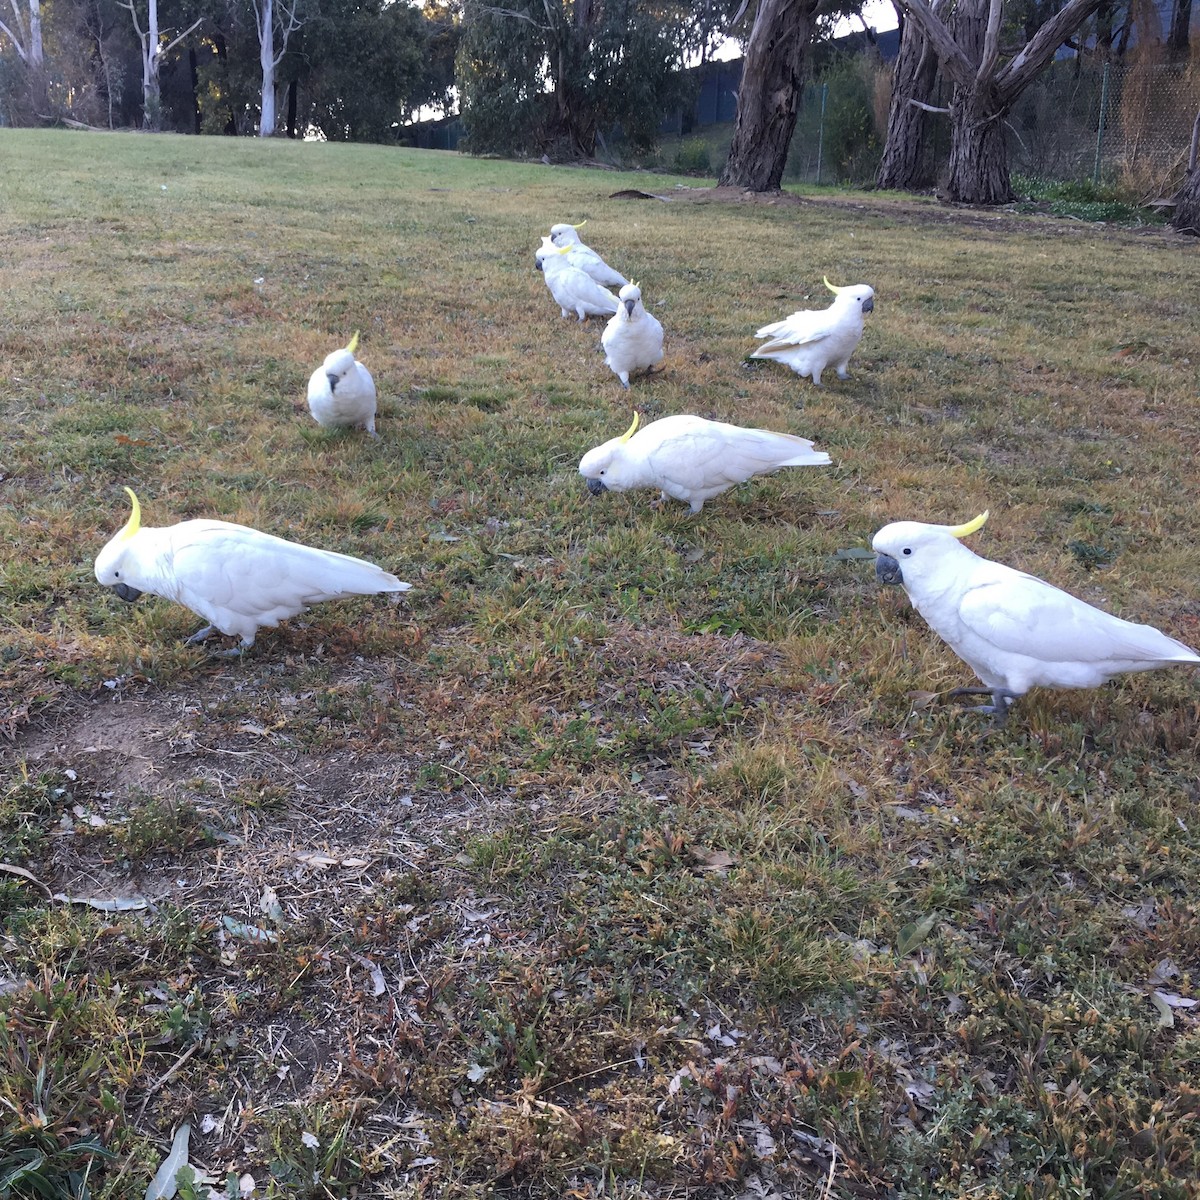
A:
601;282;664;388
872;511;1200;723
751;277;875;384
547;221;628;288
579;412;831;513
306;331;378;436
95;488;411;651
535;238;620;322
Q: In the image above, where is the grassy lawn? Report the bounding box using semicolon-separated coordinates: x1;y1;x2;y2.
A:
2;130;1199;1199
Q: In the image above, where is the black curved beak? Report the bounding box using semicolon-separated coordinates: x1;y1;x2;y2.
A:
326;371;340;391
623;298;636;317
586;478;608;496
875;554;902;586
535;258;543;272
112;582;143;602
862;297;875;314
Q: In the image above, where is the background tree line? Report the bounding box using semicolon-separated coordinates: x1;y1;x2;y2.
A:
0;0;459;139
1;0;1196;230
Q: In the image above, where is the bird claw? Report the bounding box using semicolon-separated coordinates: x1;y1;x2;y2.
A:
183;625;217;646
945;686;1016;729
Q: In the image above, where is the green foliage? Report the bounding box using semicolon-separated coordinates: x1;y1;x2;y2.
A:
672;135;711;174
1012;174;1162;223
807;54;883;185
457;0;687;157
302;0;432;143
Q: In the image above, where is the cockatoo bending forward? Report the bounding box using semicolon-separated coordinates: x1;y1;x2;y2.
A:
579;412;831;513
306;331;378;436
872;510;1200;724
601;283;664;388
548;222;628;288
751;277;875;385
95;488;411;651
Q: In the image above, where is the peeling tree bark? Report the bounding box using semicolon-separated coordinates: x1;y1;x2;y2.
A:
876;0;944;191
718;0;824;191
898;0;1105;203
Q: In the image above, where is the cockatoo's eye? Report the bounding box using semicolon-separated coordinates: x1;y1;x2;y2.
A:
114;571;120;577
599;469;606;476
902;548;912;556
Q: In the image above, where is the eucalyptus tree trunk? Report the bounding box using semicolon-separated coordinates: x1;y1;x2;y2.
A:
898;0;1104;203
876;3;943;191
718;0;822;191
120;0;201;130
1173;112;1200;234
259;0;277;136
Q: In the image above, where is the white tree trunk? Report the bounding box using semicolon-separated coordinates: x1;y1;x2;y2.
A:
143;0;161;129
28;0;41;67
258;0;276;136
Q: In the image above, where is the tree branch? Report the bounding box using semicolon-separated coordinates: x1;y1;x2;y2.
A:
0;17;29;59
161;15;201;55
996;0;1105;102
116;0;145;42
897;0;976;91
271;0;303;68
909;98;950;112
475;3;551;29
976;0;1004;84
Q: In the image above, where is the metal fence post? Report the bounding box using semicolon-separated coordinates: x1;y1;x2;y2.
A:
816;82;828;184
1093;62;1110;187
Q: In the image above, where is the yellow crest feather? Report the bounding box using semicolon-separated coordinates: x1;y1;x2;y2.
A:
947;510;989;539
824;275;845;295
618;412;640;443
572;220;587;229
119;487;141;541
346;330;360;354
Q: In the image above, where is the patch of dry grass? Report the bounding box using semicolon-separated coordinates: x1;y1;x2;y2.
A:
2;130;1199;1199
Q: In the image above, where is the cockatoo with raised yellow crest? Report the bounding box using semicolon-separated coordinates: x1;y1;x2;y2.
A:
873;511;1200;724
94;488;411;652
306;331;378;436
535;238;620;322
601;282;664;388
547;221;628;288
579;412;831;513
751;277;875;385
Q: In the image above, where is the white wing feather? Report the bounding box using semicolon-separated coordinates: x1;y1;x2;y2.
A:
958;569;1200;667
641;418;829;491
162;521;408;640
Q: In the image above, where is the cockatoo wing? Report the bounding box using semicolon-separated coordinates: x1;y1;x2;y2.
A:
754;309;839;350
568;244;628;288
958;570;1197;666
547;264;619;315
645;423;827;490
167;522;407;628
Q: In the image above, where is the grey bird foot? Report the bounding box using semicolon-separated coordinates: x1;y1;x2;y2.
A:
946;686;1018;728
184;625;218;645
209;644;250;660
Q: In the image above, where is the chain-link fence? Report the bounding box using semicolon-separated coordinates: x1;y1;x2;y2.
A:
777;56;1200;195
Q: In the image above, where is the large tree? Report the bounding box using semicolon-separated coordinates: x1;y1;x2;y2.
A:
118;0;200;128
876;0;944;190
250;0;302;135
457;0;687;158
895;0;1105;203
302;0;430;141
718;0;832;190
